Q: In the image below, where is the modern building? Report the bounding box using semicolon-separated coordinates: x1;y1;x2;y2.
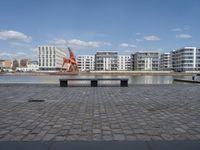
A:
95;51;118;71
16;60;39;72
38;46;66;71
16;64;39;72
118;55;131;70
132;51;160;70
77;55;95;71
197;48;200;70
19;59;30;67
130;54;135;70
171;47;198;72
2;60;12;69
160;53;171;70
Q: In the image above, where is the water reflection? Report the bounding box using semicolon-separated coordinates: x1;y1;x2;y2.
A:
0;75;192;84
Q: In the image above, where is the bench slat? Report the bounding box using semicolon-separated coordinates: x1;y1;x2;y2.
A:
59;78;128;87
60;78;128;81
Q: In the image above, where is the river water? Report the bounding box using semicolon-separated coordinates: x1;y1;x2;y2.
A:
0;74;194;84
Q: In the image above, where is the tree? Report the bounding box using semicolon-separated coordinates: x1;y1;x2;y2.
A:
12;59;19;70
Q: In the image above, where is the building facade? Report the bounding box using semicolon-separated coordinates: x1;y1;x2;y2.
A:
38;46;66;71
197;48;200;70
171;47;198;71
160;53;171;70
19;59;30;67
132;51;160;70
2;60;12;69
95;51;118;71
77;55;95;71
16;64;39;72
118;55;131;70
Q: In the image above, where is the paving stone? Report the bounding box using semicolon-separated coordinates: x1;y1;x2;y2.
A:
113;134;126;140
92;134;102;141
102;135;113;141
92;129;101;134
54;136;65;141
42;134;55;141
134;129;145;134
0;84;200;141
175;128;187;133
126;135;137;141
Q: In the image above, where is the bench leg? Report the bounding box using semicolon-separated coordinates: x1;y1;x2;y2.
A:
91;80;97;87
60;81;68;87
120;80;128;87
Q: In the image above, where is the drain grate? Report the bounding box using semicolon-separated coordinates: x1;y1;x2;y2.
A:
28;99;45;102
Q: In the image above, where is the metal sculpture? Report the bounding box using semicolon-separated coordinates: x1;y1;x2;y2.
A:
60;48;78;72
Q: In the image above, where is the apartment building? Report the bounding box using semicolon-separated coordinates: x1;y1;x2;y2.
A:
38;46;66;71
132;51;160;70
118;55;131;70
196;48;200;70
95;51;118;71
77;55;95;71
2;60;12;69
160;53;171;70
171;47;198;71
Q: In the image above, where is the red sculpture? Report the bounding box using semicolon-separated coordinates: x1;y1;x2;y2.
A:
60;48;78;72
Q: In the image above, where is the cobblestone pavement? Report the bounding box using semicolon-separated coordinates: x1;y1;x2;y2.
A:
0;84;200;141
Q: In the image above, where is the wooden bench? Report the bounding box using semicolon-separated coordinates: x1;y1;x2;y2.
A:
59;78;128;87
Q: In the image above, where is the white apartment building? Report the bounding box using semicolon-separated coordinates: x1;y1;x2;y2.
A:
95;51;118;71
171;47;198;71
16;64;39;72
197;48;200;70
160;53;171;70
77;55;95;71
118;55;131;70
132;51;160;70
38;46;66;71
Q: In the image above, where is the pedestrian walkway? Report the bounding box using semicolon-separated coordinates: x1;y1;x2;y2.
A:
0;141;200;150
0;84;200;141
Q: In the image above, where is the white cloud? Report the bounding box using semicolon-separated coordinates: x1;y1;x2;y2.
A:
176;34;192;39
0;51;36;60
16;52;27;56
48;38;67;48
30;48;38;52
129;45;137;48
157;49;164;52
0;30;32;42
0;52;13;59
144;35;160;41
136;32;141;35
172;25;190;32
119;43;129;47
0;52;12;57
48;38;111;49
10;42;31;48
136;39;143;42
68;39;111;48
124;50;132;53
68;39;100;48
119;43;136;48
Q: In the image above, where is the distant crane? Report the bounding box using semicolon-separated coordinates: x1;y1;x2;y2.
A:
60;48;78;72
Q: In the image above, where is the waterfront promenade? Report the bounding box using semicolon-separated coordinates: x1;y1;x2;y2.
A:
0;84;200;149
0;84;200;141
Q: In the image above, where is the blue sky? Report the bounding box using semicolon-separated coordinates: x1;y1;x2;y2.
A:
0;0;199;60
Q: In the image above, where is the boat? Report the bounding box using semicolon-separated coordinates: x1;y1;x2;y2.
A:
173;78;200;83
